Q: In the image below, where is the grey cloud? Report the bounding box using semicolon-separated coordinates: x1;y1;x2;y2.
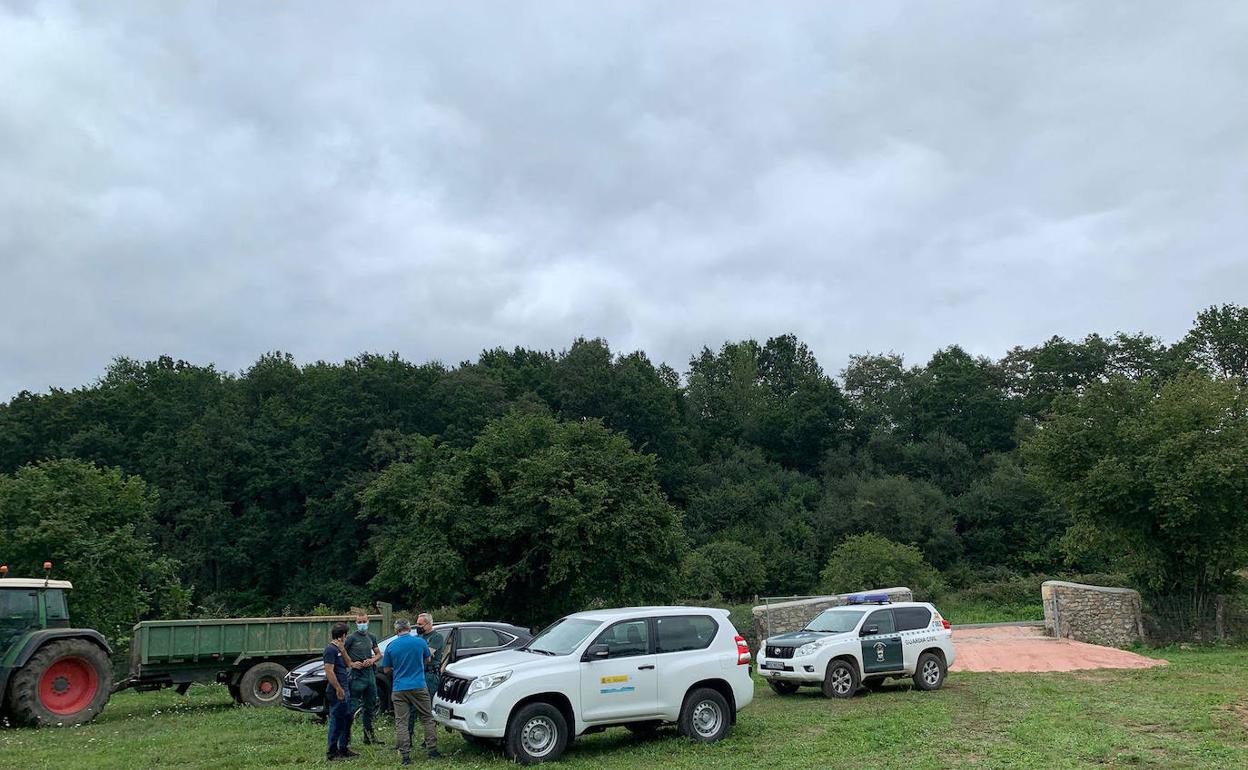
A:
1;0;1246;398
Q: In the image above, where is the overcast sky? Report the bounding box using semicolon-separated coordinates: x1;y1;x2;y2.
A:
2;1;1246;398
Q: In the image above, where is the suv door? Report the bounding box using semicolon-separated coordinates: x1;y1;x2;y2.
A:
579;618;659;723
653;615;721;720
892;606;934;671
859;609;904;674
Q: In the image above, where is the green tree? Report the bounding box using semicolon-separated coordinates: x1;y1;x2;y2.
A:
686;335;851;472
0;459;188;643
819;534;944;600
1022;373;1248;594
909;346;1019;454
682;541;767;601
1181;303;1248;379
683;445;823;595
952;457;1068;572
819;474;961;569
363;412;687;626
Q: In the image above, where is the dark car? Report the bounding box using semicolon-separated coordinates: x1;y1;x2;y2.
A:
281;622;532;718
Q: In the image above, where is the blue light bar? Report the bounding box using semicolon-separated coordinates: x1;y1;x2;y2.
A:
846;593;890;605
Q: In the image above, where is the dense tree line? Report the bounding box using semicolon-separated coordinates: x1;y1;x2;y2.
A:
1;304;1246;630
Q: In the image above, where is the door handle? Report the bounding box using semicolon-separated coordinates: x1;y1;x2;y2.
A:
637;665;655;670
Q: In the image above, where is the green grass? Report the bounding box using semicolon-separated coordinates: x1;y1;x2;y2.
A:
938;597;1044;625
4;646;1248;768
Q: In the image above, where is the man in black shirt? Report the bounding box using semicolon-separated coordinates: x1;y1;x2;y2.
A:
345;610;382;745
322;622;358;761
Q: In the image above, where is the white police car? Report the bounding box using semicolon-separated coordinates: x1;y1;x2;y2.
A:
756;594;954;698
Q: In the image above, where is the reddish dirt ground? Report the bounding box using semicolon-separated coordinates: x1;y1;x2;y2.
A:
949;624;1167;673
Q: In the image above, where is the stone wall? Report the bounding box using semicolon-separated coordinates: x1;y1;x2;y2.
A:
1042;580;1144;647
751;587;913;643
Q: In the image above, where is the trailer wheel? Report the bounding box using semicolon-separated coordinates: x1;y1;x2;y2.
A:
6;639;112;727
238;662;287;707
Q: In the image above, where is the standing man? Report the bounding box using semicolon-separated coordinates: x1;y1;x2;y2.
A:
413;613;446;747
323;622;358;761
381;618;439;764
345;610;382;745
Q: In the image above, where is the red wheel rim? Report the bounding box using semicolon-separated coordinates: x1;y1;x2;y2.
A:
38;656;99;715
258;678;277;696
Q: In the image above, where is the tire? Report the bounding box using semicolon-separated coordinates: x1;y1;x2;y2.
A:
912;651;947;691
6;638;112;727
677;687;731;743
237;662;287;707
821;659;859;699
505;701;569;764
767;680;800;696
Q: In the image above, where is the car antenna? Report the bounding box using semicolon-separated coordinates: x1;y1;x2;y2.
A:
43;561;52;588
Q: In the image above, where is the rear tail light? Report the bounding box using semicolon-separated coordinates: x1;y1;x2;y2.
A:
934;611;951;630
735;635;751;665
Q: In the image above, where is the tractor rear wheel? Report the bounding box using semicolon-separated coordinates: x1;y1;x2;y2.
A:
6;639;112;727
237;662;287;707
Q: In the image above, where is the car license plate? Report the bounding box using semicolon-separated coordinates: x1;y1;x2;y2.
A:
434;704;450;720
761;661;784;670
281;687;293;698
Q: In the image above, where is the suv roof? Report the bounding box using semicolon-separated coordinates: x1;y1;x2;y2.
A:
569;606;732;622
820;601;935;611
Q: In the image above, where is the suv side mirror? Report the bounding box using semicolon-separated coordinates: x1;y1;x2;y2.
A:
861;625;879;637
583;644;610;661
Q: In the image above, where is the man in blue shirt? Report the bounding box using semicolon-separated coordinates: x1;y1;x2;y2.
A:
322;622;358;761
381;618;438;763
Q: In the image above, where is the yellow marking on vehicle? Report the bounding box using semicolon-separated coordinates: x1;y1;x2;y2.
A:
600;675;630;684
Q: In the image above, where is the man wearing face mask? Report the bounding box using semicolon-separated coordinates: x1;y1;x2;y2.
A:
410;612;446;748
344;610;382;745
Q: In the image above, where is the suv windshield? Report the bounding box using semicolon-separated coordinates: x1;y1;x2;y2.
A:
805;609;866;634
526;618;600;655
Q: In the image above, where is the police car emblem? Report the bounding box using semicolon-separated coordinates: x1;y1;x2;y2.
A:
873;642;886;662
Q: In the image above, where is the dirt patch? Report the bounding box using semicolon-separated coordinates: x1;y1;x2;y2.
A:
1225;702;1248;729
950;624;1167;673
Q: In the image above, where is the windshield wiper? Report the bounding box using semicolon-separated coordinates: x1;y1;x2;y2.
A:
528;648;557;656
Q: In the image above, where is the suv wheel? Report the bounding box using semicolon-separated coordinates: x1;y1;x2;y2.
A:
678;687;731;743
767;680;800;696
912;651;947;691
821;659;859;699
505;702;568;764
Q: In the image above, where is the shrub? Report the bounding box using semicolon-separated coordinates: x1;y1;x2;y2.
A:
820;534;945;600
683;541;766;601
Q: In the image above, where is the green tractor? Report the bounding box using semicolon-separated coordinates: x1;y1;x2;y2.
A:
0;563;112;727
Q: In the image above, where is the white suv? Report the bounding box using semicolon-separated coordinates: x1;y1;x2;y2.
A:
756;595;954;697
432;606;754;764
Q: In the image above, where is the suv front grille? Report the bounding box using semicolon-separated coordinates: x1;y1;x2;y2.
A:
438;673;472;704
768;645;796;659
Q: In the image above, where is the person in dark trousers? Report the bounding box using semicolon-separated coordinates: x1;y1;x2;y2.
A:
412;612;445;747
323;622;359;761
345;610;382;745
381;618;438;764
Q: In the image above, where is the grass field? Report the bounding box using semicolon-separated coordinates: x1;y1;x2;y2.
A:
3;646;1247;769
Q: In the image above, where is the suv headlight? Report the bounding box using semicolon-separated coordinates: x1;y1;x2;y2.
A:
466;670;512;698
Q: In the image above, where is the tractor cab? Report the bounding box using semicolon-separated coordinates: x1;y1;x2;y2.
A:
0;564;112;727
1;577;74;652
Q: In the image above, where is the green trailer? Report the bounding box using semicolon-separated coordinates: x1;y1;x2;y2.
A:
117;602;393;707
